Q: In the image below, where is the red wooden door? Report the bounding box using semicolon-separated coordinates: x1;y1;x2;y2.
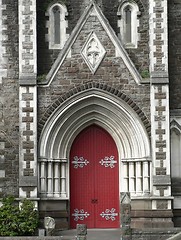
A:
70;125;119;229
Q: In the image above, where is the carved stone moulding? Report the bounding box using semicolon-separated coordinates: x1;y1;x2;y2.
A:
81;31;106;74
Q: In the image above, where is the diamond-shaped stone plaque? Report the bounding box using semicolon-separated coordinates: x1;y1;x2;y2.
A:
81;32;106;74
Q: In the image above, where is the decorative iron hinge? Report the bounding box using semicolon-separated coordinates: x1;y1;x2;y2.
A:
72;156;89;168
100;208;118;221
72;209;90;221
99;156;117;168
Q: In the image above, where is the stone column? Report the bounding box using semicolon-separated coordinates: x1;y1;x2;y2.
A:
76;224;87;240
149;0;173;227
18;0;37;199
120;193;131;240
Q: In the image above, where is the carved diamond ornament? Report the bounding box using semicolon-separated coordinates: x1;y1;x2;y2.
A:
81;32;106;74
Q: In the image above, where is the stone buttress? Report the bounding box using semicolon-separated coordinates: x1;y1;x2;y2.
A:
149;0;173;227
18;0;38;201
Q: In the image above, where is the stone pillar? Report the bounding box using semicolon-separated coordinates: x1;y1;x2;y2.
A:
149;0;173;227
0;0;7;84
120;193;131;240
0;0;7;193
18;0;37;199
76;224;87;240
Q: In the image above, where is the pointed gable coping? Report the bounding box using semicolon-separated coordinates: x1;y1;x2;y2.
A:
41;0;142;86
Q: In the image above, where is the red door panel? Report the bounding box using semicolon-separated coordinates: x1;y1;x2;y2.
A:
70;125;119;228
70;127;95;228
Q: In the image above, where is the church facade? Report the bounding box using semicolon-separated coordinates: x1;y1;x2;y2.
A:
0;0;181;229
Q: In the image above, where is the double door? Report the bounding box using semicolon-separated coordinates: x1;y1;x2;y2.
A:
70;125;119;228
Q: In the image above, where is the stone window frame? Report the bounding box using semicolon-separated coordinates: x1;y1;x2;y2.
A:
46;2;68;49
117;1;140;49
170;120;181;178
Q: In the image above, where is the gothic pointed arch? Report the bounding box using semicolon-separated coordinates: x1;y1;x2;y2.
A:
38;83;151;199
118;0;145;13
38;82;151;138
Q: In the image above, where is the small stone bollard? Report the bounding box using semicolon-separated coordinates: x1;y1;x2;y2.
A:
76;224;87;240
38;228;45;236
120;192;132;240
44;216;55;236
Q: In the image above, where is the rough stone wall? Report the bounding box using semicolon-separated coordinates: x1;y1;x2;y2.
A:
168;0;181;110
168;0;181;227
37;0;150;81
37;10;150;128
0;0;19;197
118;0;150;75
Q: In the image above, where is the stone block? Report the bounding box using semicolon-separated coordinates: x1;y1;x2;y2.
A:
0;170;5;178
19;176;37;187
153;175;171;186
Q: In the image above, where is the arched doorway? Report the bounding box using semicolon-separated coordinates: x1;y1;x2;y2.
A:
38;88;151;229
70;125;120;228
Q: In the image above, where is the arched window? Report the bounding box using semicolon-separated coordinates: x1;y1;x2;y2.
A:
46;3;68;49
170;120;181;209
170;121;181;178
117;1;140;48
53;6;61;44
125;6;132;43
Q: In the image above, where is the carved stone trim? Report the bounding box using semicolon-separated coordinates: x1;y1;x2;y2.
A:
81;32;106;74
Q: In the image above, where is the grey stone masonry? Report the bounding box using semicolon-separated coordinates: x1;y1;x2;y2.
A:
150;0;172;212
19;0;37;84
150;0;168;73
18;0;38;198
19;86;38;198
0;0;7;84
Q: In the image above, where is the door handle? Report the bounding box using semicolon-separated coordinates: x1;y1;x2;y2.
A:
91;199;98;204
